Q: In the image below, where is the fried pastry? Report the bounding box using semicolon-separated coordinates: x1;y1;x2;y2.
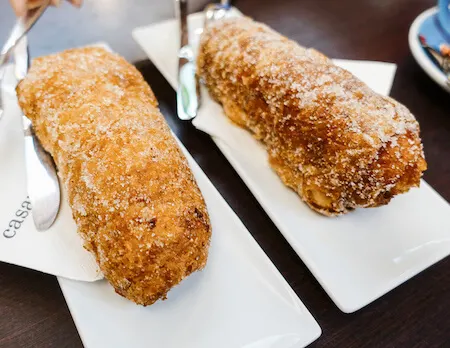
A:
17;47;211;305
198;17;427;216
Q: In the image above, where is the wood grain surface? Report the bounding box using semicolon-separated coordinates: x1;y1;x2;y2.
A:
1;0;449;347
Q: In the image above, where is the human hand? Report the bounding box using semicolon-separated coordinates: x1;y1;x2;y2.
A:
9;0;82;17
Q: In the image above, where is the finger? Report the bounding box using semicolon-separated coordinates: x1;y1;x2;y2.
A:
50;0;61;7
68;0;82;7
9;0;27;16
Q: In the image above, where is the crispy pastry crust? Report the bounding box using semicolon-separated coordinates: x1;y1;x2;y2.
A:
198;17;427;216
17;47;211;305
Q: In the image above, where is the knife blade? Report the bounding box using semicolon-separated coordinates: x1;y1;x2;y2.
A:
14;37;61;231
176;0;200;120
0;1;48;122
0;0;49;68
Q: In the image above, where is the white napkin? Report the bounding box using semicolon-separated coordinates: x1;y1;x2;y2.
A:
0;65;102;281
193;60;397;152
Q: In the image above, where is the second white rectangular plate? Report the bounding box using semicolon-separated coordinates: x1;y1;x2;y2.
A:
59;142;322;347
133;10;450;313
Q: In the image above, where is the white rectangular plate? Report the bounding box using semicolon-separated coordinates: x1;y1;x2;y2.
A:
58;140;321;347
133;10;450;313
52;49;321;347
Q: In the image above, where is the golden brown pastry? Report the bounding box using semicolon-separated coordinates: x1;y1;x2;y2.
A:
198;17;427;216
17;47;211;305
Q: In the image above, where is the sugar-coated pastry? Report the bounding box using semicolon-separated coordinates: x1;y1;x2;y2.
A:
17;47;211;305
198;17;426;216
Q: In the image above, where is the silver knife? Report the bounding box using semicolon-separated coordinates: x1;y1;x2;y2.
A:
14;37;61;231
0;0;49;67
176;0;200;120
0;1;49;122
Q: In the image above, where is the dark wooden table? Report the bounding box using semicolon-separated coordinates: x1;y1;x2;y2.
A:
1;0;449;347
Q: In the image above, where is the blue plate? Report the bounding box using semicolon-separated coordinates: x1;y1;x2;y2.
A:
409;7;450;92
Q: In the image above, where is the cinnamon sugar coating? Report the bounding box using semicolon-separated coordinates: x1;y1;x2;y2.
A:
198;17;427;216
17;47;211;305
